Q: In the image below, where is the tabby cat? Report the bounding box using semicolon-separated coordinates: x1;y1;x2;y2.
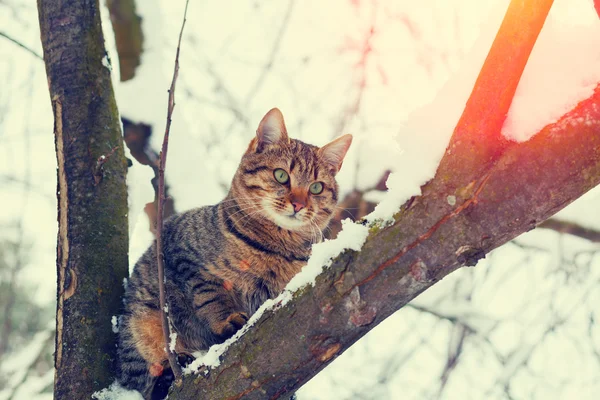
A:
117;108;352;398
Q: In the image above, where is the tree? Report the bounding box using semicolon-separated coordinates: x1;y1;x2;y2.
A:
34;0;600;399
37;1;129;398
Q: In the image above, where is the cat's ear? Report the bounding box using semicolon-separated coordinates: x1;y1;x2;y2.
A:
318;134;353;173
249;108;289;153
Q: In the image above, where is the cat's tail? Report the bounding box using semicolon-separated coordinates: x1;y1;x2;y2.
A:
117;314;158;399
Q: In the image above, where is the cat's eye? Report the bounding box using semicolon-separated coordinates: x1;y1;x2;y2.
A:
309;182;324;195
274;168;289;184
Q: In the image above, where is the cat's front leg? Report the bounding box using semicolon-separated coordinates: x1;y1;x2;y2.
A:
191;278;249;341
170;273;248;349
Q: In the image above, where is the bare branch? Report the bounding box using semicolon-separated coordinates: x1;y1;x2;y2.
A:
538;218;600;243
0;31;43;60
156;0;190;385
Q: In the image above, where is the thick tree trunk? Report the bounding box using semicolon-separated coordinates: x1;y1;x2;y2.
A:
37;1;129;399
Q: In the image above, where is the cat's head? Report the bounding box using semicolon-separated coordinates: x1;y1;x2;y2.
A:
231;108;352;234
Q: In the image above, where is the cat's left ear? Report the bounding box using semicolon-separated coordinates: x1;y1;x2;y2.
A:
250;108;290;153
318;134;353;173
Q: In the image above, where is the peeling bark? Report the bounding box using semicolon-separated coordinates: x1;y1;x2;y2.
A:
37;1;129;398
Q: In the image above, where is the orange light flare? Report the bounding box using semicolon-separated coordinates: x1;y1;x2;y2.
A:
448;0;555;165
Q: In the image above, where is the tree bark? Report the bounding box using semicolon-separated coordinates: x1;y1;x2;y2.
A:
37;1;129;399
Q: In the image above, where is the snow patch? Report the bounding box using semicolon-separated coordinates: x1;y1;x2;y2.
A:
169;331;177;352
502;0;600;141
92;381;143;400
365;172;420;225
286;219;369;292
102;54;112;71
111;316;119;333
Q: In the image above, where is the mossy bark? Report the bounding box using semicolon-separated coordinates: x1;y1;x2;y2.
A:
37;1;129;398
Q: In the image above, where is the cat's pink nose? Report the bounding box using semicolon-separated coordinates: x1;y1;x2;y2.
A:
292;202;305;213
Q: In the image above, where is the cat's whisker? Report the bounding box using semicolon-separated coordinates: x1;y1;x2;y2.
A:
223;204;263;223
307;222;316;246
316;223;324;244
219;197;258;206
238;208;268;229
221;203;260;214
334;206;359;220
311;221;324;244
219;197;256;205
221;202;261;213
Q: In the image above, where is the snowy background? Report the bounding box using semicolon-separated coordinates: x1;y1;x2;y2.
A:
1;0;600;399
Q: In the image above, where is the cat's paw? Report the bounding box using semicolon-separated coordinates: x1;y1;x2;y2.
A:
216;312;249;339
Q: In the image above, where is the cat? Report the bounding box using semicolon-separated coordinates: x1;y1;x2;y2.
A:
117;108;352;398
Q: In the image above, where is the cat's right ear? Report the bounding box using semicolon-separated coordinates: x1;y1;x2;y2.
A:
247;108;290;153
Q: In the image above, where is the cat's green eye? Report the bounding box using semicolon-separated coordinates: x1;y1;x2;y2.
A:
309;182;324;195
274;168;289;184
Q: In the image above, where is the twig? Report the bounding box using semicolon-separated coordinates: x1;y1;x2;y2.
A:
538;218;600;243
0;31;43;60
156;0;190;386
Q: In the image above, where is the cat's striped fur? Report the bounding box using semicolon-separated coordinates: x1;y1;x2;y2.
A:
117;108;352;398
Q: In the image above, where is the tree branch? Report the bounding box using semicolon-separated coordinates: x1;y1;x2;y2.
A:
538;219;600;243
441;0;554;175
0;31;43;60
156;0;190;385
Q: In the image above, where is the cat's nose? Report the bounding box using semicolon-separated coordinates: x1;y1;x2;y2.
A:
291;202;305;213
